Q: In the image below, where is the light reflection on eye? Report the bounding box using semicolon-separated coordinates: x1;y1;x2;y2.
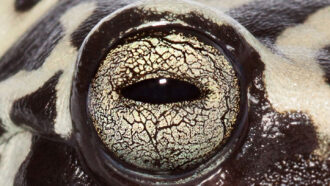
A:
88;28;240;173
159;78;167;84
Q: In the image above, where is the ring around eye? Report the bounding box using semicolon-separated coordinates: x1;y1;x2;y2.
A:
88;28;240;172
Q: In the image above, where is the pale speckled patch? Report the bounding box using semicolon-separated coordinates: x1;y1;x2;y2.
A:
140;0;228;27
194;0;253;11
89;30;240;171
269;6;330;136
141;0;252;15
0;132;32;186
0;0;58;58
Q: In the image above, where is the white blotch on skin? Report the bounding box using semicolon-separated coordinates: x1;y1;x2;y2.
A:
269;6;330;135
54;1;96;137
0;132;32;186
194;0;253;11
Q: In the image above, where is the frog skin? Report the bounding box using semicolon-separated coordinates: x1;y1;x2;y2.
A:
0;0;329;185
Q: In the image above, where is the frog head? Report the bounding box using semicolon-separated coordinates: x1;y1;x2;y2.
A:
0;0;329;185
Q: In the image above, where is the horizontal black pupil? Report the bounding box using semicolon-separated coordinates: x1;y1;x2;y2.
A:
120;78;201;104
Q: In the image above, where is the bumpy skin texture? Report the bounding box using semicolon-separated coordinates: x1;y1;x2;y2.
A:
0;0;329;185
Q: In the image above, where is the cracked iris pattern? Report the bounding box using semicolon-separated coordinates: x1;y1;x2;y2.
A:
88;30;240;171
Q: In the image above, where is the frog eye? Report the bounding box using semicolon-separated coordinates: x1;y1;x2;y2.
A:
71;1;248;184
88;28;240;172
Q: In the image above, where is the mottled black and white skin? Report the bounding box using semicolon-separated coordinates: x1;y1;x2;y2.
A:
0;0;329;185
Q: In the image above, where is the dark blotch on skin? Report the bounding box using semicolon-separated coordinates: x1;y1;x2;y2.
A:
0;17;63;82
14;135;98;186
252;154;330;184
317;45;330;84
15;0;40;12
228;0;330;45
231;77;323;184
10;71;62;136
0;119;5;137
202;62;327;185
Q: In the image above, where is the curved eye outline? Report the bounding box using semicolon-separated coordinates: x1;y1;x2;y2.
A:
70;2;250;185
88;26;242;174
